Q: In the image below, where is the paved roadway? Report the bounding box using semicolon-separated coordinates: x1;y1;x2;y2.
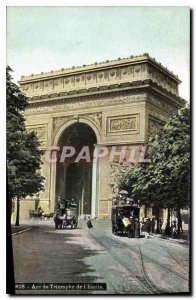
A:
12;219;190;295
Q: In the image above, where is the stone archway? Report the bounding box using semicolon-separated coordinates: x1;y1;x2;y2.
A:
51;119;99;218
20;54;182;220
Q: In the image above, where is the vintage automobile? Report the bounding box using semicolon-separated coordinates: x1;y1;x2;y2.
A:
111;203;140;238
53;200;78;229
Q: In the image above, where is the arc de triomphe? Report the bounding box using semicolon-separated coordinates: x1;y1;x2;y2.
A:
16;54;184;219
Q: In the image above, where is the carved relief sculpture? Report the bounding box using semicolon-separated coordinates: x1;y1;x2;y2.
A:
110;117;137;132
26;126;47;140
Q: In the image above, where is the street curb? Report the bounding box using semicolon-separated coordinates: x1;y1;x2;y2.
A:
12;227;32;236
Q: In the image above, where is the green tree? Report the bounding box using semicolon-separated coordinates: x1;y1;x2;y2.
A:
118;106;190;231
7;66;45;225
147;106;190;208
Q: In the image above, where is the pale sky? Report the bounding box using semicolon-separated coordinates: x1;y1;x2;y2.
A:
7;6;190;101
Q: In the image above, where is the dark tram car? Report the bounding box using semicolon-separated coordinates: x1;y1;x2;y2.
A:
111;204;140;238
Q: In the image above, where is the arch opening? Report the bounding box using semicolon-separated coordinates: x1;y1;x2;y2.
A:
55;122;97;217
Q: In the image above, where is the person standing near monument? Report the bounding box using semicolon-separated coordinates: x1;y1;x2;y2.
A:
59;199;65;215
118;190;129;206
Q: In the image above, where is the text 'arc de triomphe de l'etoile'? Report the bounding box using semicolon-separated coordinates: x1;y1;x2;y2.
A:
17;54;185;220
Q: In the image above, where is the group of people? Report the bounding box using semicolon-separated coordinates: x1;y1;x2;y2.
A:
114;190;134;206
140;217;183;238
140;217;163;234
56;197;76;215
126;217;140;238
115;190;183;239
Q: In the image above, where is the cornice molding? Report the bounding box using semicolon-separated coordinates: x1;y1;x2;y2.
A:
26;80;185;109
19;53;180;83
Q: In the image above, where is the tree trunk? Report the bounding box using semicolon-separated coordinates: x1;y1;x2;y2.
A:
177;207;182;234
9;196;13;222
165;207;171;236
167;207;171;227
15;196;20;226
156;208;160;233
144;206;147;218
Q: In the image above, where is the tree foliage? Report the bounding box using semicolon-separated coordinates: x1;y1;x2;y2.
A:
118;106;190;209
7;66;45;202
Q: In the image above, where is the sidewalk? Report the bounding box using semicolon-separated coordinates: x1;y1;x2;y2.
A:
11;225;31;234
150;231;189;245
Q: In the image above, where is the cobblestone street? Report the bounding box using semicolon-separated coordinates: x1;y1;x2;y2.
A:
12;219;190;295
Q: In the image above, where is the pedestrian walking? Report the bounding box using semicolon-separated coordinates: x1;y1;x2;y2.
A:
151;218;155;233
87;217;93;229
129;217;135;238
172;221;177;239
60;199;65;215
